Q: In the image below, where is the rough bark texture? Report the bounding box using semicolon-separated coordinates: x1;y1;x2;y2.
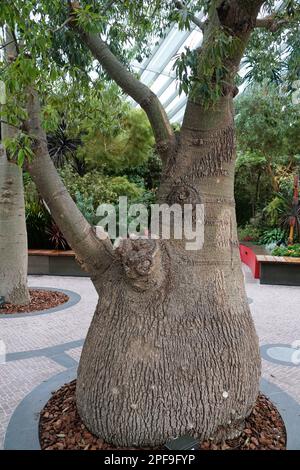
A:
0;29;30;305
76;93;261;446
0;145;30;305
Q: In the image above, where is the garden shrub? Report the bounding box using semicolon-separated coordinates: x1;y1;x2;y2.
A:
238;224;261;242
272;244;300;257
259;228;287;246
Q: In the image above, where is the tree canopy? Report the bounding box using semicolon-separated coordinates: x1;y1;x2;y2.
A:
1;1;299;148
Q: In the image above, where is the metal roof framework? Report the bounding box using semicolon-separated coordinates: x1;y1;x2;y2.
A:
131;21;204;123
130;2;277;124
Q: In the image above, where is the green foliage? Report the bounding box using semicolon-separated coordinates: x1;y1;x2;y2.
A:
41;82;155;178
235;85;300;229
126;151;162;191
24;174;68;249
236;84;300;158
263;195;287;227
235;150;271;225
272;244;300;257
60;165;144;208
259;228;287;245
4;132;34;166
79;108;154;173
173;27;241;105
1;0;298;126
25;200;51;249
237;224;261;242
244;1;300;88
75;192;96;225
47;120;83;172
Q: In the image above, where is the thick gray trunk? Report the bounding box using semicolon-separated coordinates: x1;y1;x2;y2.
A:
76;104;261;446
77;253;260;447
0;146;30;305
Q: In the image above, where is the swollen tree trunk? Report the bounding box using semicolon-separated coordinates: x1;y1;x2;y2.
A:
26;89;260;447
75;96;261;447
0;145;30;305
27;0;264;447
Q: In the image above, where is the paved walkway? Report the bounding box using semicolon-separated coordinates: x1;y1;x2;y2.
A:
0;267;300;449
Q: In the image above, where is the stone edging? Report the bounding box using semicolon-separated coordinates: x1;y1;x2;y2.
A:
261;343;300;368
4;369;300;450
0;288;81;319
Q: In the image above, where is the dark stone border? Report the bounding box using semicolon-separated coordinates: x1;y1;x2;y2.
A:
5;339;84;368
4;367;77;450
261;343;300;368
0;288;81;319
4;370;300;450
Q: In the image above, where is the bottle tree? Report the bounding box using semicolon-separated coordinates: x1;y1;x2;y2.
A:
1;0;299;446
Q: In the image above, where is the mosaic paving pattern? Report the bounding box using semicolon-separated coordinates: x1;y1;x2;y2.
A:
0;267;300;449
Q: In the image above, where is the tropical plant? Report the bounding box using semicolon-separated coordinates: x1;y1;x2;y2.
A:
60;165;144;207
238;224;262;242
25;200;51;249
45;222;69;250
47;119;84;174
272;244;300;257
259;228;287;245
234;83;300;228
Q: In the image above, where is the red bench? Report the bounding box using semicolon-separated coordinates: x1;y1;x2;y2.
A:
239;244;260;279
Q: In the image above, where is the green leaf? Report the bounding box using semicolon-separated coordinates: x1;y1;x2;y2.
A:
17;148;25;167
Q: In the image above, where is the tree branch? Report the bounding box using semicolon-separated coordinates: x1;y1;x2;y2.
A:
174;1;205;31
255;14;296;32
0;39;15;50
25;87;115;277
0;119;21;130
67;6;174;154
51;17;72;34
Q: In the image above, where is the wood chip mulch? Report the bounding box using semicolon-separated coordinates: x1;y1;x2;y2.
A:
0;289;69;314
40;380;286;450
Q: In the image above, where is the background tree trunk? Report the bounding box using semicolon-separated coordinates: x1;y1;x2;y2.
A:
0;28;29;305
76;96;261;447
0;145;30;305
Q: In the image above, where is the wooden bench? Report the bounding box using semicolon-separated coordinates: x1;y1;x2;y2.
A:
28;250;89;277
257;254;300;286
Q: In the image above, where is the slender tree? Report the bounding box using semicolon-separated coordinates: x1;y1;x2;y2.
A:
1;0;300;447
0;29;29;305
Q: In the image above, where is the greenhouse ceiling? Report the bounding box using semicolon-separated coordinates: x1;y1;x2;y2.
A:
131;18;204;124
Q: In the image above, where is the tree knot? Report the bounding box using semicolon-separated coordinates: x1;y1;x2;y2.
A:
115;237;164;291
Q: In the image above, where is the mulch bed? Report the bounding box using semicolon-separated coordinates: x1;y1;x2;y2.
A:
40;380;286;450
0;289;69;314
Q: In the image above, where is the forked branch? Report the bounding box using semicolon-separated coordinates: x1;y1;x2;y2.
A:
25;88;114;276
67;2;174;155
174;1;205;31
255;14;296;32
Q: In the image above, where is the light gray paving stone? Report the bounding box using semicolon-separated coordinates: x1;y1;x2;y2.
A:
0;269;300;449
